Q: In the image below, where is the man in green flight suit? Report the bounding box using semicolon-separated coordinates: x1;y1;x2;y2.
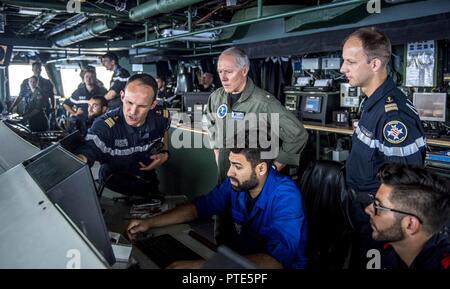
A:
206;47;308;181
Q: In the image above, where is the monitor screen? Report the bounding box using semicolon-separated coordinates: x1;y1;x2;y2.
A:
182;92;210;115
413;92;447;122
304;96;322;113
24;145;116;265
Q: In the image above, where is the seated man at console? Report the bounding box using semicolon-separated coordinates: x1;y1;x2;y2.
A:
127;129;308;269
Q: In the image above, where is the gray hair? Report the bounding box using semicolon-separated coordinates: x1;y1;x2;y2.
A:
220;47;249;69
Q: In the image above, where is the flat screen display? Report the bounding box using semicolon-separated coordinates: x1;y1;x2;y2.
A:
304;96;321;113
413;92;447;122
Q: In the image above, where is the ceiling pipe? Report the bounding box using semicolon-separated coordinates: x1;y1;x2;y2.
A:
1;0;124;17
17;11;56;35
129;0;204;21
53;19;117;47
132;0;366;47
46;14;89;37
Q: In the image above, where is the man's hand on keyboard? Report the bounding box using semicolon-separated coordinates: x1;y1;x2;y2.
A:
166;260;205;269
126;219;151;241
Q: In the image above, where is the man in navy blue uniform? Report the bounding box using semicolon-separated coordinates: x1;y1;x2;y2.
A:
63;66;107;136
341;27;426;197
126;129;308;269
340;27;426;268
101;52;130;109
77;73;170;198
365;163;450;270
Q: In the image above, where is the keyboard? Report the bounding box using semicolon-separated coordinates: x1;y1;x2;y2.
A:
135;234;203;268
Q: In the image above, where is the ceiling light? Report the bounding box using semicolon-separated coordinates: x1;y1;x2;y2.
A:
18;8;42;16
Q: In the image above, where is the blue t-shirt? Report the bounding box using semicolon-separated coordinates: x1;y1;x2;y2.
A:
193;168;308;269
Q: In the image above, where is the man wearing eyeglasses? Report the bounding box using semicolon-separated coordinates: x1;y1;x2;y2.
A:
341;27;426;268
365;163;450;270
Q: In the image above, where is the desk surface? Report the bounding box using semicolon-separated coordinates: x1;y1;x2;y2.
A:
100;196;215;269
169;118;450;148
304;123;450;148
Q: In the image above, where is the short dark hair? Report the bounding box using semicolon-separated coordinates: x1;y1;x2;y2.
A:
344;27;391;66
90;95;107;107
101;52;118;63
80;65;97;79
378;163;450;235
32;62;42;68
229;129;274;168
126;73;158;101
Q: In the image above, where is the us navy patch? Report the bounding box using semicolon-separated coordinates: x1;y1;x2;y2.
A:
217;104;228;119
383;120;408;144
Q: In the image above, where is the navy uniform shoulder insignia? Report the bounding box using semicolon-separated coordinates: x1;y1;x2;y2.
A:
383;120;408;144
104;117;116;128
155;109;169;118
385;96;398;112
162;109;169;118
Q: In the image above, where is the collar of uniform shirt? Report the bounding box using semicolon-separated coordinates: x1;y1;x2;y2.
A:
361;77;396;111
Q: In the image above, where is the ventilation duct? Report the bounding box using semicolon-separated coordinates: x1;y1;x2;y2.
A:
17;12;56;35
129;0;204;21
53;19;117;47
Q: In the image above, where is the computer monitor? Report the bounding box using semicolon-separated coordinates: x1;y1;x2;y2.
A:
413;92;447;122
182;92;210;115
23;145;116;265
0;120;39;173
303;96;322;113
0;164;108;268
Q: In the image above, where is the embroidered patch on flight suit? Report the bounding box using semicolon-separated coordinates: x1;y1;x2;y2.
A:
383;120;408;144
104;117;116;128
217;104;228;119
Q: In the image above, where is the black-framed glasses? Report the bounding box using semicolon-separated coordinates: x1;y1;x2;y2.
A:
370;196;423;224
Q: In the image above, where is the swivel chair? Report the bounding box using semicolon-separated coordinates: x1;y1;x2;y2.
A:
299;160;354;269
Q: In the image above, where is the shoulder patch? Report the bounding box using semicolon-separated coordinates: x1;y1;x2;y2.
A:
385;103;398;113
385;95;398;112
104;117;116;128
385;96;397;112
383;120;408;144
163;109;169;118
